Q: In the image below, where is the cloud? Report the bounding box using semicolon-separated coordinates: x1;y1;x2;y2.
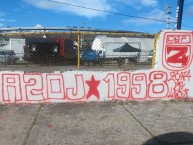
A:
0;18;16;22
0;11;16;27
187;6;193;15
116;0;157;9
0;11;5;17
0;23;3;27
0;12;4;27
23;0;112;18
34;24;43;28
13;8;22;11
141;0;157;6
186;0;193;4
123;9;166;26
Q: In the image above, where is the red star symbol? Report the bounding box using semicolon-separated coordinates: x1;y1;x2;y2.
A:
86;75;100;99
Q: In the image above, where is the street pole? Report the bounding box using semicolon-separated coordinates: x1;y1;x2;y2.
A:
77;30;80;70
166;5;172;29
176;0;184;29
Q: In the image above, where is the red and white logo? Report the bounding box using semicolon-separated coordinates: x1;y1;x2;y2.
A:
162;33;193;70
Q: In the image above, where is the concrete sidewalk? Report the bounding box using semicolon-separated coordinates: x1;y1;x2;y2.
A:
1;101;193;145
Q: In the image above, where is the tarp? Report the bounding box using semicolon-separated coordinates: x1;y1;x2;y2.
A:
113;43;141;52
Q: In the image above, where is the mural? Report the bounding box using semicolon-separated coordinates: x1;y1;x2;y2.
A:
0;30;193;103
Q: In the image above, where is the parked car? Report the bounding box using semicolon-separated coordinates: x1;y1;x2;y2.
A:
0;50;19;64
80;49;101;66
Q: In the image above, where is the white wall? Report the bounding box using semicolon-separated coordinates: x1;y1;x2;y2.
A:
0;30;193;104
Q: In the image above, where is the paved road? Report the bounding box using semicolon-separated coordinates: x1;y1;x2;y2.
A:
0;63;151;73
0;101;193;145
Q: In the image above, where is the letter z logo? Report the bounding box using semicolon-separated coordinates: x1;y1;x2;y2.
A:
163;46;192;70
167;47;188;66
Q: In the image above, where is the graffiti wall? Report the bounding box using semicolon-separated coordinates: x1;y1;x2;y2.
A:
0;30;193;103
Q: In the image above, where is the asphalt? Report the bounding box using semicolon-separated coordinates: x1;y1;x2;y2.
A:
1;101;193;145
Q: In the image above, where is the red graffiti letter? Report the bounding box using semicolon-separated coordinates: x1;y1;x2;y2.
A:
46;74;65;100
66;74;85;101
103;73;115;99
131;73;147;100
24;74;45;101
166;47;188;66
148;71;169;98
2;74;22;103
116;72;130;99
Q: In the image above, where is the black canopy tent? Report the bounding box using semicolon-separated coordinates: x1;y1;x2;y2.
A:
113;43;141;52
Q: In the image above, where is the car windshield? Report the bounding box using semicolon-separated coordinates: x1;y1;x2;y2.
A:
6;51;15;55
0;51;5;55
0;50;15;55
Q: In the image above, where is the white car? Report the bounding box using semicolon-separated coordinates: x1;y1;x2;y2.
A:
0;50;19;64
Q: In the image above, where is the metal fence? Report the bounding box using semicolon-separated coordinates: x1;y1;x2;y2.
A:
0;28;156;72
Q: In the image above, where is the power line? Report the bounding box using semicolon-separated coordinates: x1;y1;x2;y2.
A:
182;25;193;29
48;0;193;29
47;0;172;23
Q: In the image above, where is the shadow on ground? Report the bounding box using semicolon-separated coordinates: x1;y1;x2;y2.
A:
143;132;193;145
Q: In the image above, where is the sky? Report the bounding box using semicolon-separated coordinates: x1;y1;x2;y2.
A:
0;0;193;33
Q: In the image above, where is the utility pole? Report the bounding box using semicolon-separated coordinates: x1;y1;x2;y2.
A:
175;0;184;29
80;21;86;48
166;5;172;29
